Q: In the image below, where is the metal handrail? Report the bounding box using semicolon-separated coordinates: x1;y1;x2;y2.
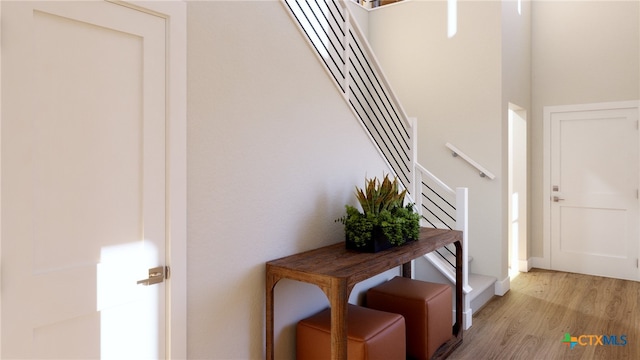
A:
446;142;496;179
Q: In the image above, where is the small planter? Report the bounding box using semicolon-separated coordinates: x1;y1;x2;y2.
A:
337;175;420;253
346;227;416;253
345;227;393;253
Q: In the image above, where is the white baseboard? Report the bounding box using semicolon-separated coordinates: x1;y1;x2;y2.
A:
518;259;532;272
494;275;510;296
453;306;473;330
530;256;550;270
463;309;472;330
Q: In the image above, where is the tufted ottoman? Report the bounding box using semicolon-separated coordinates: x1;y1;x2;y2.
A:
296;303;406;360
366;276;452;360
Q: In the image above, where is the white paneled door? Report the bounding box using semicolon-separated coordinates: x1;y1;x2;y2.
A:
2;1;169;358
550;106;639;281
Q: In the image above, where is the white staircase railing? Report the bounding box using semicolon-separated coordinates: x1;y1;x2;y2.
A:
282;0;471;324
415;159;472;329
283;0;414;190
415;164;471;293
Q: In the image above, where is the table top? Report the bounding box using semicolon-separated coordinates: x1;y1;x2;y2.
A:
266;227;462;286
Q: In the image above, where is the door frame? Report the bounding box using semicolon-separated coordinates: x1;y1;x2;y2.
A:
508;103;528;274
0;1;187;358
541;100;640;272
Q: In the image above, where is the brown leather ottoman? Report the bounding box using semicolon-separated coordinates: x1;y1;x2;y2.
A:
296;303;406;360
366;276;452;360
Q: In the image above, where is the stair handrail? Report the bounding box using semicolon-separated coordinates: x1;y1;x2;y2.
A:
414;163;471;292
342;2;412;130
415;164;472;329
415;162;454;195
345;5;416;190
446;142;496;179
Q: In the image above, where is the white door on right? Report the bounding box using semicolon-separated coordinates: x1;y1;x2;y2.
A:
551;106;639;281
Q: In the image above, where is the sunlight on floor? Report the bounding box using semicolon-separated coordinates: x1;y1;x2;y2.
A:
509;267;520;280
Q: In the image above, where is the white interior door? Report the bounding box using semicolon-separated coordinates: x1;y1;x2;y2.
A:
1;1;168;358
550;107;639;281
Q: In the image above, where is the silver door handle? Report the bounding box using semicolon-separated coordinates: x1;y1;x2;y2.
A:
137;266;165;286
553;196;565;202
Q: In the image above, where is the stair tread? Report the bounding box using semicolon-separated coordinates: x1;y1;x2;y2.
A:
468;273;496;297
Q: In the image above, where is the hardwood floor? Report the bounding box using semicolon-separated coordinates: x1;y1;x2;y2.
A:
448;269;639;359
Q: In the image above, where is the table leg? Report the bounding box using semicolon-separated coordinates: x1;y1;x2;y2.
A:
402;262;412;278
432;240;465;360
454;240;463;338
266;273;278;360
328;278;348;360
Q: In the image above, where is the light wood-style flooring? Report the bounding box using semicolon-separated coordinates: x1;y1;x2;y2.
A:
448;269;639;359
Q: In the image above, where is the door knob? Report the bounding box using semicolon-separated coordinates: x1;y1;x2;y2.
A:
137;266;165;286
553;196;565;202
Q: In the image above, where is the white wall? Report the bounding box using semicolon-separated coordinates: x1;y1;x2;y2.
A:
366;1;506;282
346;0;370;36
530;0;640;259
187;1;398;358
359;0;640;281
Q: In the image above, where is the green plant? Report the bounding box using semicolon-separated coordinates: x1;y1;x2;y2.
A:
337;175;420;248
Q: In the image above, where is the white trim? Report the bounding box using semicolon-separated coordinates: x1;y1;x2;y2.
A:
0;2;3;354
455;187;470;295
462;308;472;330
529;256;547;270
120;1;187;358
544;100;639;114
542;100;640;274
494;276;510;296
518;259;531;273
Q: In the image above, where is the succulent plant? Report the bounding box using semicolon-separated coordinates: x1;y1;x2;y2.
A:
337;174;420;249
355;174;407;216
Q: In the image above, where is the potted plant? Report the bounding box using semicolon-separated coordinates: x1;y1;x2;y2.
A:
337;174;421;252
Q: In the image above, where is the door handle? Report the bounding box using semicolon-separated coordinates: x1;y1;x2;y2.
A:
137;266;165;286
553;196;565;202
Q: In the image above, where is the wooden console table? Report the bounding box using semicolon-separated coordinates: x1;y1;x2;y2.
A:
265;227;464;360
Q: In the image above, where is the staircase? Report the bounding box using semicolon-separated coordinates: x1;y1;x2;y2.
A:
415;255;496;319
281;0;496;328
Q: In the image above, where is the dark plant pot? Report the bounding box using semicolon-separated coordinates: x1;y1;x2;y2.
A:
346;227;403;253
